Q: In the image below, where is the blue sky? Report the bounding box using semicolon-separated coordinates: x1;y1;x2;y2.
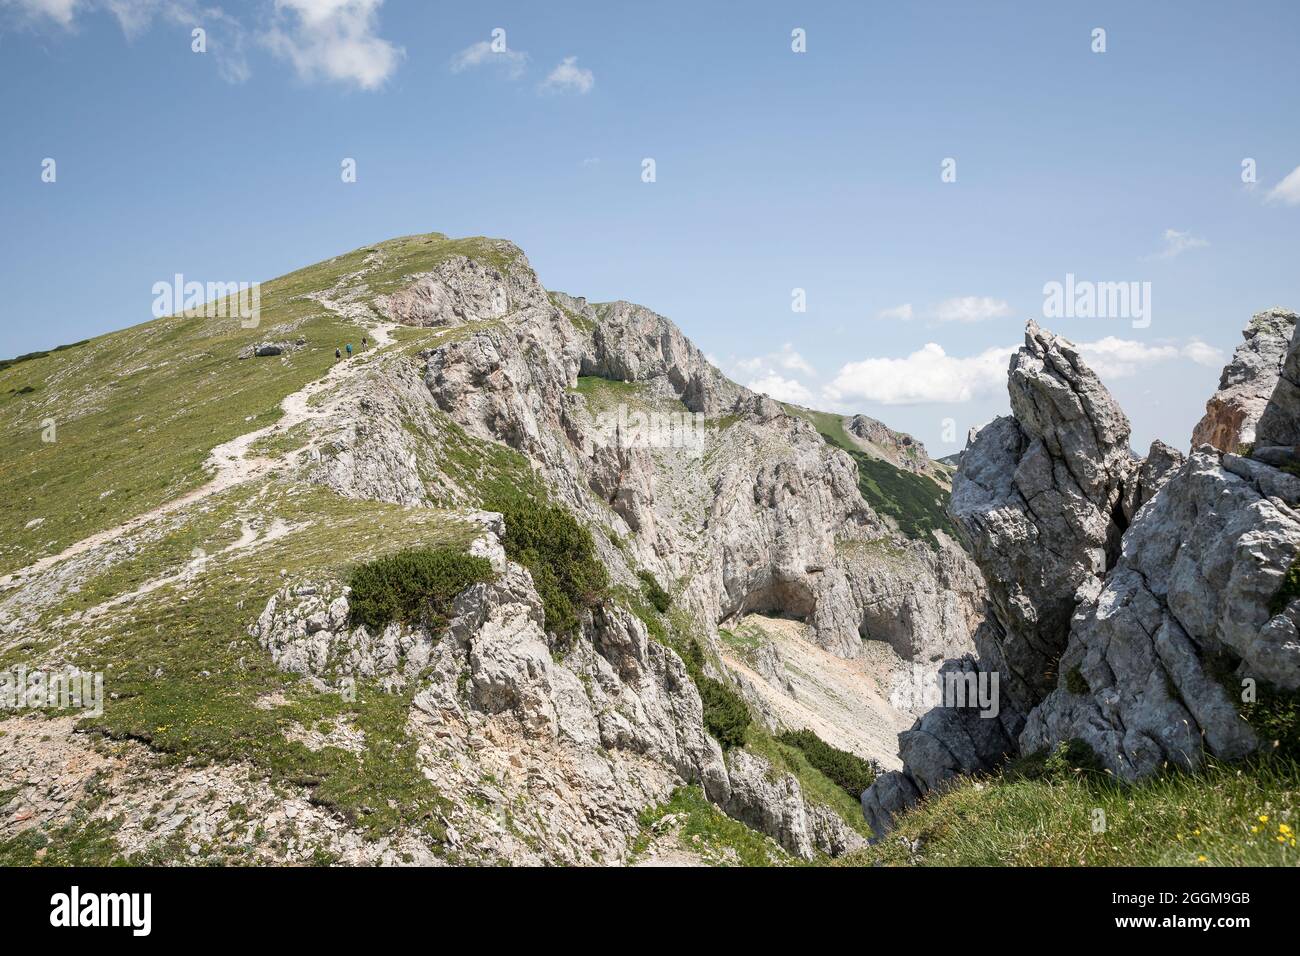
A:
2;0;1298;453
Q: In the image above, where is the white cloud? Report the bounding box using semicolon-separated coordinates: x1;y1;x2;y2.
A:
450;38;528;78
581;156;600;167
774;342;815;376
263;0;402;90
823;335;1225;406
6;0;251;82
2;0;81;26
876;303;914;322
1156;228;1209;259
824;343;1015;405
1181;339;1225;367
1076;336;1224;377
1267;165;1300;206
732;344;815;379
540;55;593;94
934;296;1011;323
108;0;250;82
747;374;813;405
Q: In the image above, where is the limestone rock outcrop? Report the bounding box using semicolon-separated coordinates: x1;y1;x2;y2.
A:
865;310;1300;838
1191;308;1297;453
949;321;1134;712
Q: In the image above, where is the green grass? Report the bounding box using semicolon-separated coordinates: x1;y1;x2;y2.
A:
7;479;479;849
0;232;518;577
845;756;1300;867
632;786;795;866
743;726;875;839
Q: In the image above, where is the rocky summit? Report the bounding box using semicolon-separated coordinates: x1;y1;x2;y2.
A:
3;233;1297;868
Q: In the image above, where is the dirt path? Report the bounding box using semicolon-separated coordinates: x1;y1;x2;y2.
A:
0;316;398;593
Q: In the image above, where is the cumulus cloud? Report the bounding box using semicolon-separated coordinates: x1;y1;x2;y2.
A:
823;335;1225;406
1267;165;1300;206
876;303;914;322
1181;339;1226;367
2;0;81;26
263;0;402;90
450;37;528;78
540;55;593;94
824;343;1015;405
5;0;251;82
733;343;815;378
1156;228;1209;259
747;374;813;405
1076;336;1223;377
933;296;1011;323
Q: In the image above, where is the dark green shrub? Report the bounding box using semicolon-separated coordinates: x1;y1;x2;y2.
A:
1241;684;1300;761
348;548;493;632
777;729;878;797
637;570;671;613
1268;555;1300;615
493;497;608;637
1065;664;1090;696
697;676;751;750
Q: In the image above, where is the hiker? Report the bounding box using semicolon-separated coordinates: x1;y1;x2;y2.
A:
346;343;353;357
362;335;368;348
335;348;341;360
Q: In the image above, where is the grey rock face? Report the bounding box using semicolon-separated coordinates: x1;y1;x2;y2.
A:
723;748;866;859
374;252;537;328
950;322;1133;711
255;541;732;862
859;651;1025;840
1192;308;1297;452
1022;448;1300;777
1121;439;1185;525
860;770;920;842
245;245;985;856
844;414;939;480
578;299;751;418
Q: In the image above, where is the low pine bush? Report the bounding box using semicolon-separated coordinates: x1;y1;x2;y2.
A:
348;548;493;632
697;675;751;750
777;728;878;797
637;570;671;612
492;497;609;637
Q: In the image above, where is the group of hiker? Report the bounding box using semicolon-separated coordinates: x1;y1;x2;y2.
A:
334;335;368;361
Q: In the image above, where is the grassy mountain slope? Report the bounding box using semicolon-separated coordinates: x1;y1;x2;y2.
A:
782;403;956;544
0;234;510;577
